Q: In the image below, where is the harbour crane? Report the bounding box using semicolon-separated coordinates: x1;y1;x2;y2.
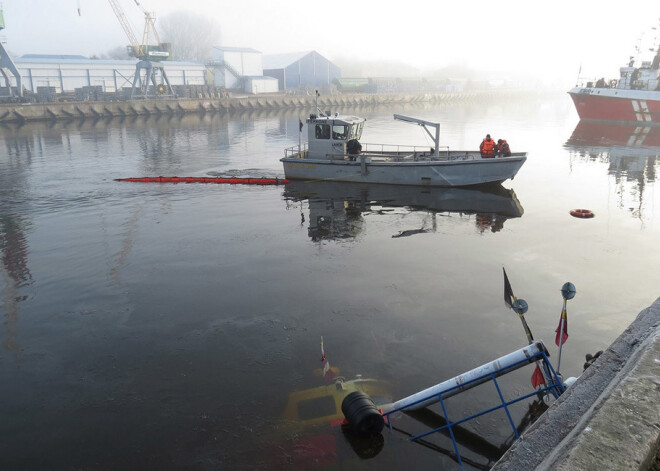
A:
107;0;170;61
105;0;175;99
0;8;23;98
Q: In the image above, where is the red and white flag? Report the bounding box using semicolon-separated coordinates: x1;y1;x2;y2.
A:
555;309;568;346
531;364;546;389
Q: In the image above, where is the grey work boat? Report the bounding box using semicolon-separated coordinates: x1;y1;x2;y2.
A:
281;113;527;187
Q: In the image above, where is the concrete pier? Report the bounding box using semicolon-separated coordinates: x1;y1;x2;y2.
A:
0;91;490;124
493;297;660;471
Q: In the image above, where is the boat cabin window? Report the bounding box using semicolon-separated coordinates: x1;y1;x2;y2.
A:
315;124;331;140
332;125;348;140
296;395;337;420
349;122;363;140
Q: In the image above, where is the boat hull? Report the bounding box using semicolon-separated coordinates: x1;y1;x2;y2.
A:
568;87;660;123
281;155;526;187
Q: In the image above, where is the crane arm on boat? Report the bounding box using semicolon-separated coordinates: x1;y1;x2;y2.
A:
393;114;440;158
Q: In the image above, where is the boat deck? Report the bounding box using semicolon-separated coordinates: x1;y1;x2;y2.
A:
284;143;525;163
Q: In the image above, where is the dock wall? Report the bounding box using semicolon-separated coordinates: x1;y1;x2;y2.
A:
0;91;499;124
493;297;660;471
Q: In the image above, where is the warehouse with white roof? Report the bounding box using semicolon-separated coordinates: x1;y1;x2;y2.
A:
12;55;206;94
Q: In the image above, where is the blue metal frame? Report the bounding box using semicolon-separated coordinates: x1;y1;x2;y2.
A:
383;351;564;468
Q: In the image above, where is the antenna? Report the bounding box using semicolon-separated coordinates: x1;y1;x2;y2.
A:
314;90;326;117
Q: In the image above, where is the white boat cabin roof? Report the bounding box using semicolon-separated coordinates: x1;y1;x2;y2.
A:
306;113;366;126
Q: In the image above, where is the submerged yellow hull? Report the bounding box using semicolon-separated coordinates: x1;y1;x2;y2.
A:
283;377;391;428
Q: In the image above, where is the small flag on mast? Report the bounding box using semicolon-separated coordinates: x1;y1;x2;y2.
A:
320;336;325;361
503;267;544;387
503;267;534;343
531;364;546;388
503;267;515;308
320;336;336;383
299;119;303;132
555;308;568;346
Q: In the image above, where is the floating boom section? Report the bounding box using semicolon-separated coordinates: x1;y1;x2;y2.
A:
382;341;550;413
115;177;289;185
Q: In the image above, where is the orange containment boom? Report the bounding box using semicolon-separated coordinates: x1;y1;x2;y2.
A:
115;177;289;185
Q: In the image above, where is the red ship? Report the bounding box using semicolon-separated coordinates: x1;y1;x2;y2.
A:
568;30;660;123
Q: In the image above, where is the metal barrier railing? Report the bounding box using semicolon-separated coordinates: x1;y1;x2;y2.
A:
283;142;469;161
383;349;564;469
284;143;308;158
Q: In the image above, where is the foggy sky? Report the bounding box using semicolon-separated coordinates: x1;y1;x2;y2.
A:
2;0;659;86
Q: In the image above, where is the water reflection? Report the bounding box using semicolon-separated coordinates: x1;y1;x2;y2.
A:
0;130;34;354
396;397;547;470
0;213;32;354
3;98;652;470
565;120;660;218
283;181;524;241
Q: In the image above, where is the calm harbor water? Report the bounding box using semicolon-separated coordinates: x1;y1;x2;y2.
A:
1;93;659;470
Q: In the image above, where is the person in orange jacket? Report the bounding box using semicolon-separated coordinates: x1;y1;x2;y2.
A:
479;134;496;158
496;139;511;157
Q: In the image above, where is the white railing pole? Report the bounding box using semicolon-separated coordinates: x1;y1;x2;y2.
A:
381;342;548;413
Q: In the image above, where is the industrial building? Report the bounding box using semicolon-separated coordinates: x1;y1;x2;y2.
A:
263;51;340;92
11;55;206;94
211;47;341;94
3;48;343;99
1;2;344;100
1;46;343;101
211;46;278;94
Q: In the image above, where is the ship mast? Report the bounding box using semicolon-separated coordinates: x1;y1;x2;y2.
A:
652;20;660;70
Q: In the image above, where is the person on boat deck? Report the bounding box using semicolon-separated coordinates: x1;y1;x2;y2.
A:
346;139;362;160
496;139;511;157
479;134;496;158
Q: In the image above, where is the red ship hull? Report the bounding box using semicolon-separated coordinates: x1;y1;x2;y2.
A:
569;87;660;123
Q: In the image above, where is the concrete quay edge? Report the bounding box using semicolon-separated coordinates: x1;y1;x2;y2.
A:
492;296;660;471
